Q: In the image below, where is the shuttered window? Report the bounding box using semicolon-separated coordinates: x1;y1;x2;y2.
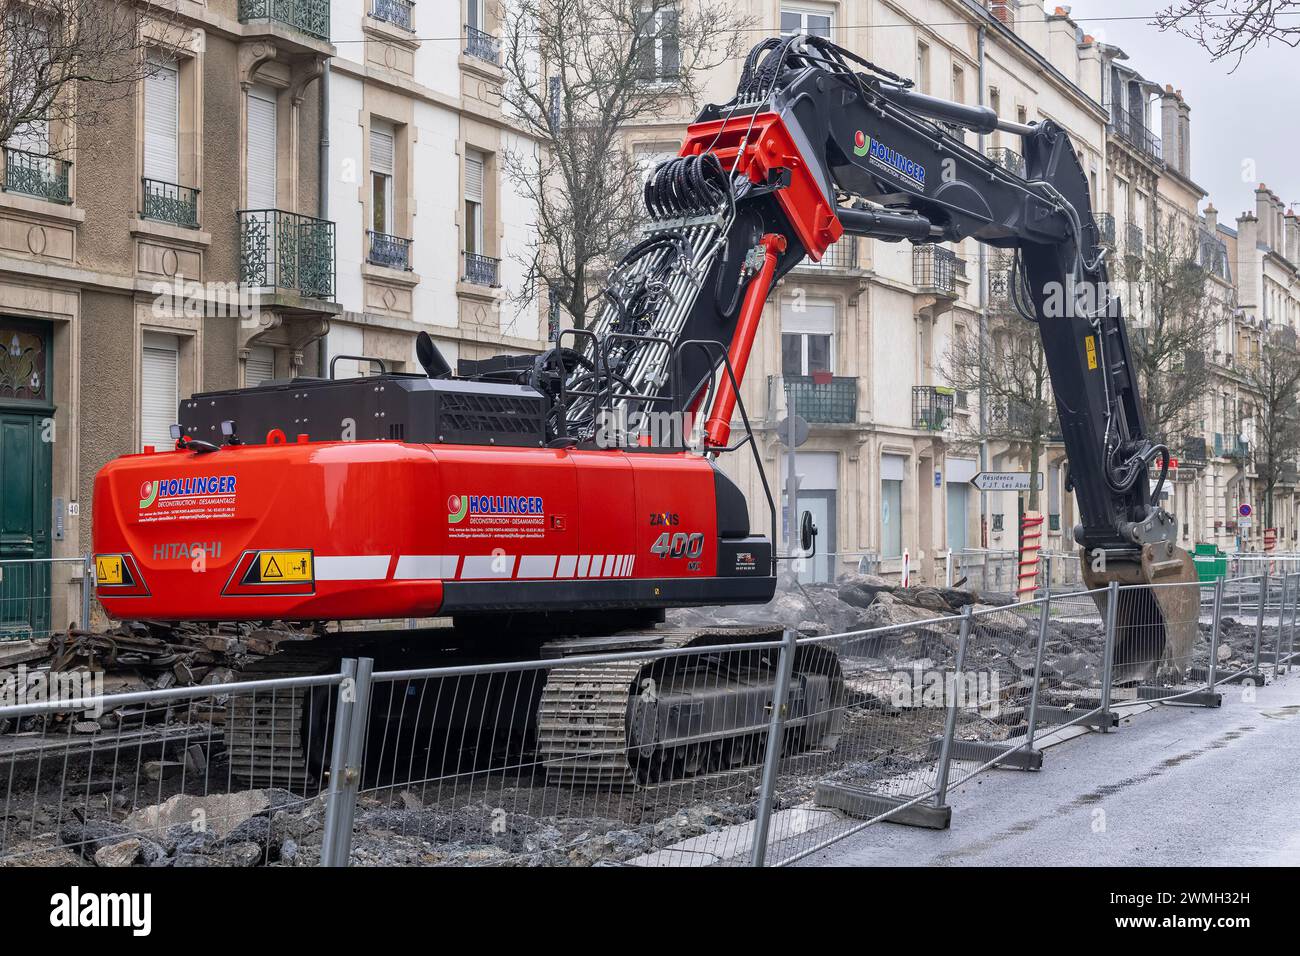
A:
141;332;179;451
246;86;278;209
143;56;180;184
464;149;485;254
370;124;394;234
245;345;275;387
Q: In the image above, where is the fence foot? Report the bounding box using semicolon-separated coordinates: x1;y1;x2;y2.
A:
1135;686;1222;707
814;783;952;830
1035;705;1119;730
1218;670;1266;687
925;738;1043;771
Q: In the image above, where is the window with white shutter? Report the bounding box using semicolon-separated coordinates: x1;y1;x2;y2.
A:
245;345;275;387
141;332;180;451
246;86;278;210
370;123;394;235
143;56;180;185
464;149;485;255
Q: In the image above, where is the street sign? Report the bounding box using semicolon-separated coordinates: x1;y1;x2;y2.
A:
969;471;1044;492
776;414;809;448
1239;503;1252;518
1239;516;1253;528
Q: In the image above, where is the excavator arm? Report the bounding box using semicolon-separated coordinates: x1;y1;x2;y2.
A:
569;35;1196;676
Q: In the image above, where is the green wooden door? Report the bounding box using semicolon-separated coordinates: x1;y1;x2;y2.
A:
0;412;52;638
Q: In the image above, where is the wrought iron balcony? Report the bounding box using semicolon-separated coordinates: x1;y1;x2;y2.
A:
462;251;500;287
238;209;336;300
913;245;965;296
2;147;71;204
1110;104;1162;161
465;24;500;64
986;146;1025;178
988;266;1021;314
367;230;412;270
1214;432;1249;462
912;385;955;431
238;0;330;42
1178;439;1209;470
370;0;413;30
141;178;199;228
1125;221;1144;258
776;374;857;424
793;236;858;272
1093;212;1116;248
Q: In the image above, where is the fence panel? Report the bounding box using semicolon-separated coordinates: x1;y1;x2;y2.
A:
0;557;91;643
0;671;344;867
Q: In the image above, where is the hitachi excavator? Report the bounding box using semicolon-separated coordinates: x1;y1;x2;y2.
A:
90;35;1196;786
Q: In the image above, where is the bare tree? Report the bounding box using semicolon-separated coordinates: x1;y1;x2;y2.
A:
1154;1;1300;68
0;0;169;153
1239;329;1300;529
1117;210;1228;453
943;313;1055;512
498;0;745;330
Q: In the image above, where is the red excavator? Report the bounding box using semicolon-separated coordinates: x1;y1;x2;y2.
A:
91;35;1196;786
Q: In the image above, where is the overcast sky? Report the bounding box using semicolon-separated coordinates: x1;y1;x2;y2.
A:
1048;1;1300;222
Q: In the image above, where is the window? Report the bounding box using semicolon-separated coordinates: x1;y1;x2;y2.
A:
143;56;180;186
466;0;483;30
3;9;51;154
951;65;964;104
370;122;394;235
246;86;278;209
881;454;907;558
245;345;275;387
141;332;179;451
916;42;930;94
637;4;680;81
781;297;835;377
464;148;485;256
780;3;832;38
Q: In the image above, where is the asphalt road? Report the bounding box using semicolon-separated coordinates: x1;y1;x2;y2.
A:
799;671;1300;866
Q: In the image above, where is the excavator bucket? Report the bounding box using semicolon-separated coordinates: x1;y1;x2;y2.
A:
1080;543;1200;683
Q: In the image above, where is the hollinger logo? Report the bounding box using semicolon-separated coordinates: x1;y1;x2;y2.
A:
447;494;468;524
853;130;871;157
139;479;158;509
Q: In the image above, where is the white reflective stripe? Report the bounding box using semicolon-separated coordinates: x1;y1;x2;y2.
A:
556;555;578;578
616;555;629;577
461;555;516;579
316;555;391;581
626;555;635;577
518;555;558;578
590;555;606;577
576;555;590;577
393;555;458;580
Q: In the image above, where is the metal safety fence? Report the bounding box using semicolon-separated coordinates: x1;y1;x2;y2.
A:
2;573;1297;868
0;556;93;642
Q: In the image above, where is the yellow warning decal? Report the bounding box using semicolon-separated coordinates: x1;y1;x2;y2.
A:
258;551;313;582
95;555;123;585
1085;335;1098;370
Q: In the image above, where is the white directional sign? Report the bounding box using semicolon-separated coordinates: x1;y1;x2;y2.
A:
969;471;1044;492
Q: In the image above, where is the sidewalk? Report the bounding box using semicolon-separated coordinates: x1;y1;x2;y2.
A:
797;672;1300;866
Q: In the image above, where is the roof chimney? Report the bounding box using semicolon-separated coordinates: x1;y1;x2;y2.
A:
1203;204;1218;233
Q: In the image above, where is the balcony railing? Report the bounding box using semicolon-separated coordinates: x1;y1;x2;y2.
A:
1125;221;1144;258
986;146;1025;178
913;245;965;296
462;251;500;287
2;147;71;204
1178;440;1209;470
1094;212;1116;248
367;230;412;270
793;236;858;272
912;385;955;431
1111;104;1162;161
1214;433;1249;463
238;209;336;300
141;178;199;228
465;24;500;64
238;0;330;41
370;0;413;30
775;374;858;424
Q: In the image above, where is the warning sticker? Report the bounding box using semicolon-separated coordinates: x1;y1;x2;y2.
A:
257;551;313;582
1085;335;1098;370
96;555;123;585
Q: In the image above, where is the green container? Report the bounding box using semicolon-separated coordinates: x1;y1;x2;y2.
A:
1192;544;1227;582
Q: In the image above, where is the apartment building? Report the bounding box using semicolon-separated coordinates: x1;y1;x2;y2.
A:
323;0;546;379
624;1;1110;584
0;0;335;630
